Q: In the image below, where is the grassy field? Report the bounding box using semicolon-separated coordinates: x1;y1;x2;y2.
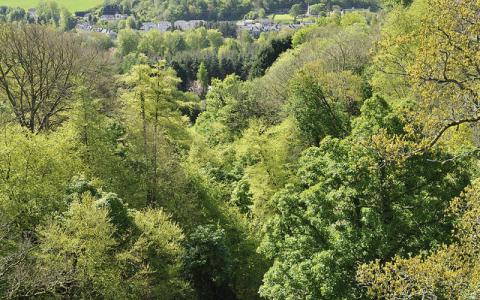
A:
268;14;317;24
0;0;103;11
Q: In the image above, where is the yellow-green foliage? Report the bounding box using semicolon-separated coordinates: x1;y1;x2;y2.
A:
358;180;480;299
29;193;190;299
251;21;372;116
1;0;102;11
0;125;81;230
371;0;480;149
37;195;123;298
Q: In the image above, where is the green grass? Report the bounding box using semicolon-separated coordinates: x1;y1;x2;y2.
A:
0;0;103;12
269;14;294;24
268;14;318;24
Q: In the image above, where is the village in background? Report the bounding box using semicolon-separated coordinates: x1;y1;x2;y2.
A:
22;3;373;38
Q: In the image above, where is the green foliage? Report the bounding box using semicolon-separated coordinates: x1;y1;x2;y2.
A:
289;4;303;20
309;3;326;15
4;2;480;299
380;0;413;8
2;181;190;299
119;62;208;229
287;62;364;145
117;28;140;56
195;75;258;145
250;20;373;122
123;27;294;93
258;97;470;299
36;194;124;298
0;125;81;232
5;7;26;22
36;1;61;26
230;179;253;214
249;35;292;78
96;0;377;23
197;61;209;93
358;180;480;299
59;7;76;31
184;225;234;299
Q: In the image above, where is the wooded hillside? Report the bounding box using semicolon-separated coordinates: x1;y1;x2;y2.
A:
1;0;479;299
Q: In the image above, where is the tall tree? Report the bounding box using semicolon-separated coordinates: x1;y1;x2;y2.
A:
258;97;469;299
289;4;302;22
197;62;209;96
374;0;480;152
121;62;181;206
0;24;100;132
117;29;140;56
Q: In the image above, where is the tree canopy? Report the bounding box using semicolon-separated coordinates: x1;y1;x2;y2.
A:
2;1;480;299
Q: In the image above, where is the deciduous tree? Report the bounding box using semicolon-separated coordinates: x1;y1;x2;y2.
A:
0;24;100;132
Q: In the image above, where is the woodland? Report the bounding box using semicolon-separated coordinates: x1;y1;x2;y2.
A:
1;0;480;299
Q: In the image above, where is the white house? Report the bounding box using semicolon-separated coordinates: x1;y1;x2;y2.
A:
174;20;205;30
141;21;172;32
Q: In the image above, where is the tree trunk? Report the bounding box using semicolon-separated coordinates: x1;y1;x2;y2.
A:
150;91;160;206
140;91;154;206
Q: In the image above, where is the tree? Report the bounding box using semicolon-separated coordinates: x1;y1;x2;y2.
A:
258;8;266;18
66;85;146;208
249;36;292;79
36;1;60;25
0;125;81;234
137;30;164;58
381;0;413;8
184;225;235;299
0;24;101;132
126;16;136;29
358;180;480;299
287;63;363;145
59;7;75;31
197;62;209;96
185;27;209;50
258;96;469;299
163;31;187;56
117;29;140;56
373;0;480;152
195;75;257;145
289;4;302;22
207;29;224;48
2;182;190;299
319;0;332;10
0;125;82;298
6;7;25;22
121;62;182;206
309;3;326;16
218;39;242;77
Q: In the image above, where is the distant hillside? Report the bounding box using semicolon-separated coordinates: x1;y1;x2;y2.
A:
0;0;102;11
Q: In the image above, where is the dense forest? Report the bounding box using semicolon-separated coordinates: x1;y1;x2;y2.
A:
1;0;480;299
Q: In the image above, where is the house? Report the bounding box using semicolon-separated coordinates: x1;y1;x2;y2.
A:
236;19;315;36
75;22;116;38
100;14;129;21
115;14;129;20
173;20;205;30
141;21;172;32
28;8;37;20
259;18;273;26
236;19;255;27
174;20;188;30
100;14;115;21
188;20;205;28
